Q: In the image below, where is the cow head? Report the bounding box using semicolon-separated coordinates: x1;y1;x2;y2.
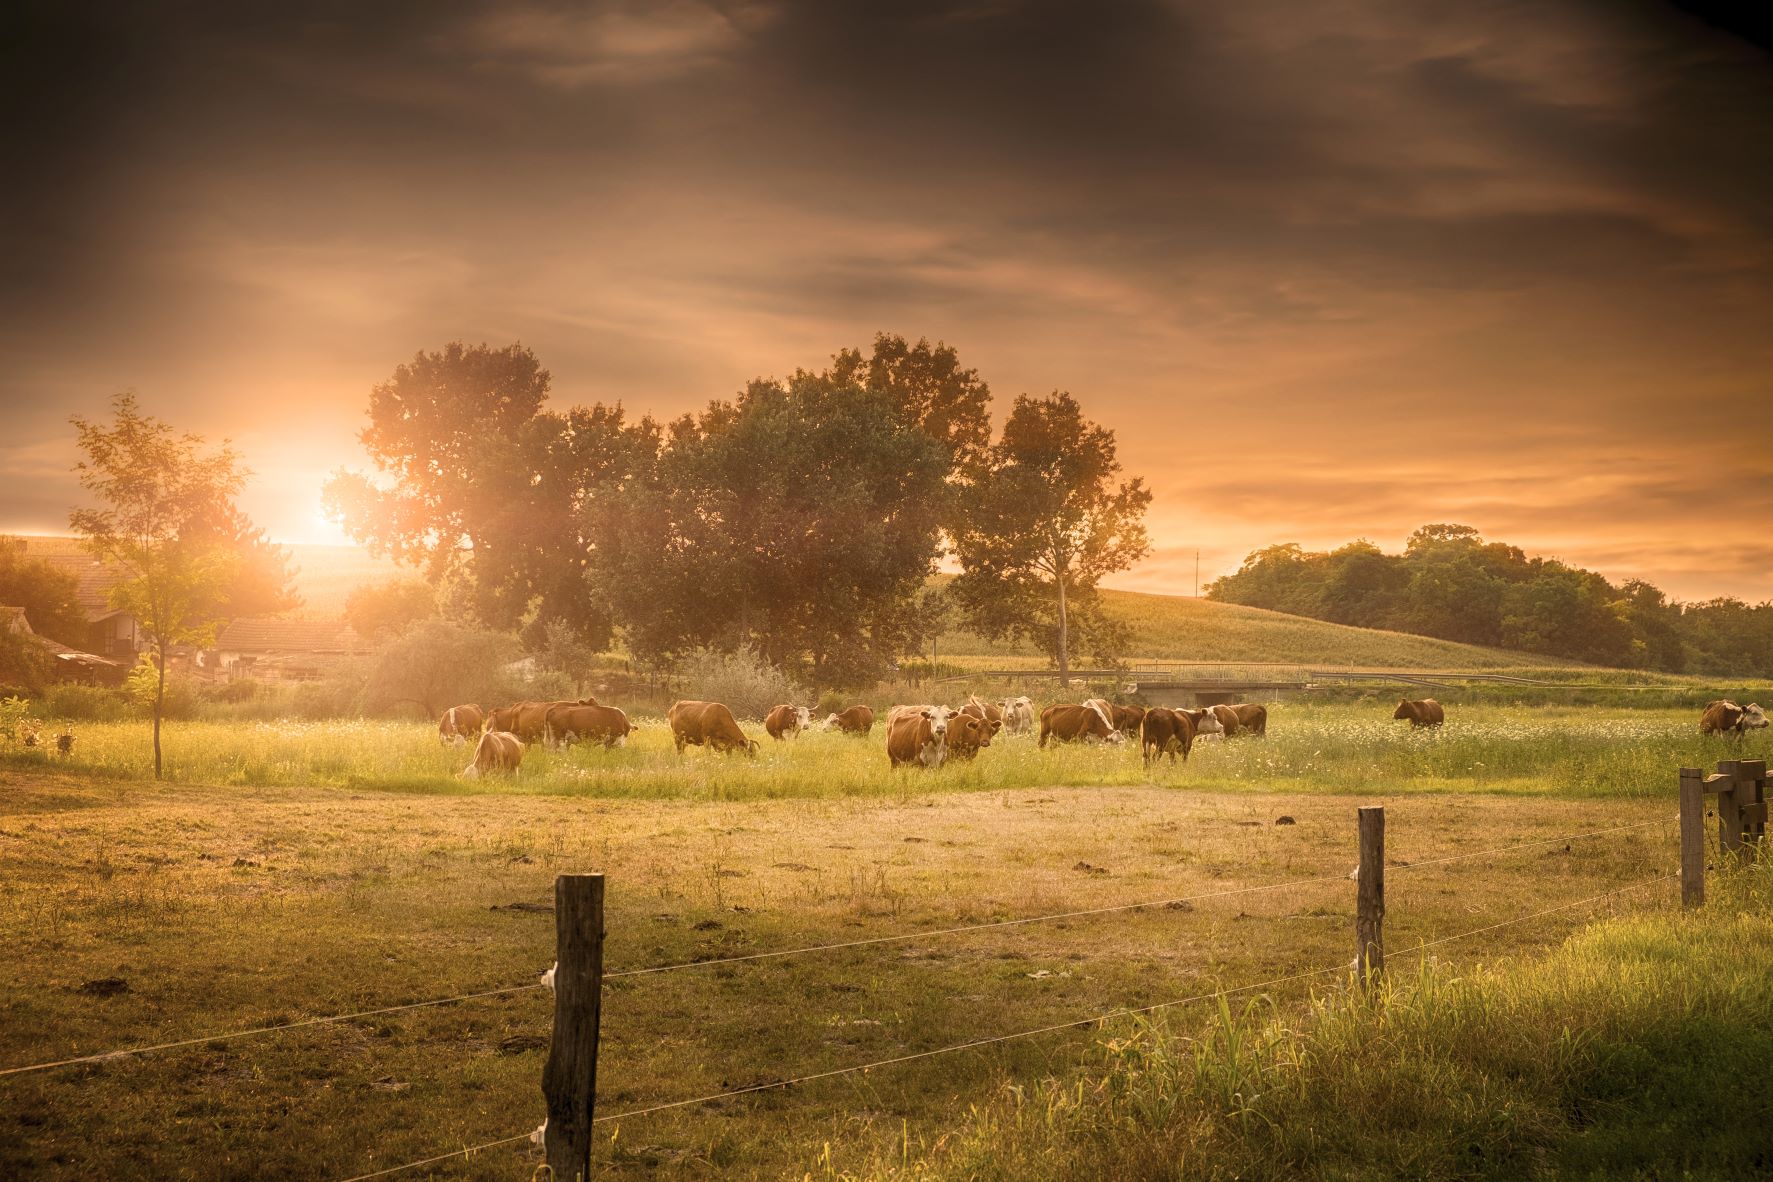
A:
1744;703;1769;730
1393;700;1415;721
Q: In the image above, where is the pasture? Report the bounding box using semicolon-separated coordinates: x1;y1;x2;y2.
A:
2;700;1740;1179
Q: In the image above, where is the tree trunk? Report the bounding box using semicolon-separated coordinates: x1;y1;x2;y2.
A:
152;642;165;780
1055;569;1071;689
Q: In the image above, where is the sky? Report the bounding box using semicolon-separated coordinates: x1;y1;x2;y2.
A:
3;0;1771;602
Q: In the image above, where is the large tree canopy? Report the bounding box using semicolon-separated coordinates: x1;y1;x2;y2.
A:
948;391;1152;684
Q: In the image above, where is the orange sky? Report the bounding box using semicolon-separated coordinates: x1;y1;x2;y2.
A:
3;1;1771;601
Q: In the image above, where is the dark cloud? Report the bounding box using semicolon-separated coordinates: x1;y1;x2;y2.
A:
1;0;1770;601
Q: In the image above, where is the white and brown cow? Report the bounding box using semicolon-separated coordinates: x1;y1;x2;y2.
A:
887;707;950;769
667;700;759;756
1701;700;1768;738
438;703;485;746
764;704;814;741
1038;701;1125;747
461;729;523;778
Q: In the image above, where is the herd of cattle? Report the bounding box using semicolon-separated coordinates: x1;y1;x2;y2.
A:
440;692;1767;778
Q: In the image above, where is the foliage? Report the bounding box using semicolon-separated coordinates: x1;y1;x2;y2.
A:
0;536;87;646
359;618;521;718
591;364;951;685
671;645;813;720
0;695;39;744
68;393;295;776
0;624;57;691
41;683;132;722
342;578;436;643
323;342;658;650
948;392;1151;681
1209;524;1773;676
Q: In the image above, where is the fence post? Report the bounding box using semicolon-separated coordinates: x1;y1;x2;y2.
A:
1356;806;1385;985
544;874;605;1182
1739;759;1768;852
1679;767;1705;908
1716;760;1744;862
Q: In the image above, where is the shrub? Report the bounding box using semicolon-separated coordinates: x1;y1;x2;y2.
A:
40;683;132;722
672;646;811;720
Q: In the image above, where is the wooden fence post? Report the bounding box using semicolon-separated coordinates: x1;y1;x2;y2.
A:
544;874;605;1182
1716;760;1744;862
1356;806;1385;985
1738;759;1768;853
1679;767;1705;908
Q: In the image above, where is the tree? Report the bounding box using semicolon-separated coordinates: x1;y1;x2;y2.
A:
0;536;86;646
69;394;293;778
343;579;437;643
589;370;950;685
948;392;1152;685
323;343;659;650
361;618;521;719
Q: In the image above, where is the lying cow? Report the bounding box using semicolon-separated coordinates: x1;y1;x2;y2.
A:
461;729;522;778
764;704;813;741
1229;703;1268;737
944;712;993;761
822;705;876;735
437;703;485;746
998;696;1035;735
1394;698;1445;728
489;698;598;744
887;707;950;769
1039;701;1124;747
667;700;758;756
1701;700;1769;737
1139;707;1196;766
544;702;630;749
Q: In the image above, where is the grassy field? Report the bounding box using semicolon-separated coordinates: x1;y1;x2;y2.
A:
5;703;1763;802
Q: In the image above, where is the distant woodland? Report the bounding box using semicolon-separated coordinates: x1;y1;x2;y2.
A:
1207;524;1773;676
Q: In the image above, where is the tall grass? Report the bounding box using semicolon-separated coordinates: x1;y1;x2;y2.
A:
832;861;1773;1181
5;703;1762;800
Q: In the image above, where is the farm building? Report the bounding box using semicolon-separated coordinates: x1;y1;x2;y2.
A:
200;617;362;683
19;537;145;660
0;604;122;682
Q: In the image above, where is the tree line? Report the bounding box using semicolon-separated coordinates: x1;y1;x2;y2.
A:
1206;524;1773;675
322;334;1150;688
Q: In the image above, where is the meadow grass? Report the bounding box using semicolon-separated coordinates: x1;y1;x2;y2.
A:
4;703;1765;801
847;858;1773;1181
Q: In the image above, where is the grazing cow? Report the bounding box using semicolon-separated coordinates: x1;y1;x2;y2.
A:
1701;700;1769;737
944;712;993;760
1229;703;1268;737
1394;698;1445;728
543;703;630;749
822;705;876;735
887;707;949;769
1175;707;1224;739
764;704;814;741
1139;707;1196;766
489;698;597;744
1038;701;1125;747
1084;698;1146;738
437;704;485;746
667;700;758;756
997;696;1035;735
461;729;522;778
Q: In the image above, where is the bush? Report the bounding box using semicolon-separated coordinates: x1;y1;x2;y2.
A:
40;683;132;722
672;646;812;721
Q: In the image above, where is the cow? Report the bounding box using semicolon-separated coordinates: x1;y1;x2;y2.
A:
764;704;814;741
489;698;597;744
888;703;956;730
1038;701;1125;747
822;705;876;735
944;712;993;761
1175;707;1224;739
1229;703;1268;737
1394;698;1445;728
437;704;485;746
667;700;758;756
998;696;1035;735
461;729;522;778
887;707;950;769
1084;697;1146;738
1701;700;1769;738
1139;707;1196;766
543;702;630;749
959;697;1004;739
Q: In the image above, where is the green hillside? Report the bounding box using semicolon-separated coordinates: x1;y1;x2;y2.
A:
936;586;1573;670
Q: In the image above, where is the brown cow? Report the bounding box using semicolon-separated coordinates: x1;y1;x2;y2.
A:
1139;707;1196;766
764;704;813;741
1701;699;1769;737
944;713;993;761
544;703;630;749
489;698;597;744
1229;703;1268;737
461;729;522;778
887;708;949;768
1039;702;1124;747
438;704;485;746
1089;699;1147;738
1394;698;1445;728
668;700;758;756
822;705;876;735
959;697;1004;739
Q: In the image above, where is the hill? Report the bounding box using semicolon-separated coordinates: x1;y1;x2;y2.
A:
935;586;1573;670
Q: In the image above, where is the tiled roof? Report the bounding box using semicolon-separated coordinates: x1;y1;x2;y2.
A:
214;617;361;654
15;539;129;620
